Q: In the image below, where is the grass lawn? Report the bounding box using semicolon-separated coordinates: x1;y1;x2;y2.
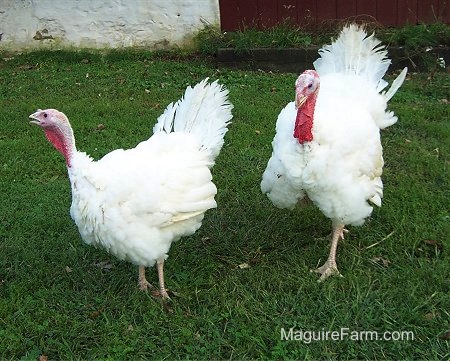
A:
0;50;449;360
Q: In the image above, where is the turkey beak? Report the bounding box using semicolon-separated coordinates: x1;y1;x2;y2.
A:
295;94;307;109
29;110;42;125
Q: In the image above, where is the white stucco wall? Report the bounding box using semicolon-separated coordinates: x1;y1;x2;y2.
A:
0;0;220;51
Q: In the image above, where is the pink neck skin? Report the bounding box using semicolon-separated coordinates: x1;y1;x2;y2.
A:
293;94;317;144
44;128;75;167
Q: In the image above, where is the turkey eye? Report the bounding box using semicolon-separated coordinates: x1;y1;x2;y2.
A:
308;83;313;89
43;113;48;118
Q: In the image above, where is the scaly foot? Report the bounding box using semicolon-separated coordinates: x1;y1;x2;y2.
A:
152;288;171;300
311;223;347;282
138;278;154;291
156;259;171;300
311;260;342;282
138;265;154;291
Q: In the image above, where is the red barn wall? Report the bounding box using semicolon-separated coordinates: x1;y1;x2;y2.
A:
219;0;449;31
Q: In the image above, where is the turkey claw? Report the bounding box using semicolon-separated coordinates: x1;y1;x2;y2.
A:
138;279;154;291
340;228;349;240
329;228;349;240
311;261;343;282
152;288;171;300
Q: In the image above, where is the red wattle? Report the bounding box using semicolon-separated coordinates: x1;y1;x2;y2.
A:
293;98;315;144
45;129;72;167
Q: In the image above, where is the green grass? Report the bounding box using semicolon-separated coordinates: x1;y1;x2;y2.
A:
195;21;450;53
0;50;449;360
195;20;313;55
384;23;450;49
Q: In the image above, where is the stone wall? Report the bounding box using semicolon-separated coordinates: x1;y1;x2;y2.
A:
0;0;220;51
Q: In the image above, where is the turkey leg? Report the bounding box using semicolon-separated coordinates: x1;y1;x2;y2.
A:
156;259;170;299
313;223;346;282
138;265;153;290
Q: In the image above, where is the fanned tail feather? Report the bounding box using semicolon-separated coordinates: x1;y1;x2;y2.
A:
383;67;408;102
153;78;233;162
376;67;408;128
314;24;407;94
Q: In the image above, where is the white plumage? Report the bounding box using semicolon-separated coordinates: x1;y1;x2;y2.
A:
30;79;233;298
261;25;407;281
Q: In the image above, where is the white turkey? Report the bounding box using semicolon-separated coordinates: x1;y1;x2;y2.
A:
261;25;407;281
29;79;233;298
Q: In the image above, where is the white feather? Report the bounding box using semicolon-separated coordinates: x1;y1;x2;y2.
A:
383;67;408;102
261;102;306;210
153;78;233;163
314;24;391;91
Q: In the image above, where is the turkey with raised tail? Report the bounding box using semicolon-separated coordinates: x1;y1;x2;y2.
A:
29;79;233;299
261;25;407;282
